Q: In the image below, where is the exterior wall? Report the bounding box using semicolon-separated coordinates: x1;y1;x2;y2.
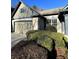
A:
12;2;68;36
44;15;65;34
38;17;45;30
12;2;39;34
57;14;68;35
12;17;39;35
12;14;66;35
32;17;38;30
12;18;32;35
64;14;68;35
33;15;58;31
57;15;62;33
61;22;65;34
45;15;57;25
13;3;32;19
45;15;59;32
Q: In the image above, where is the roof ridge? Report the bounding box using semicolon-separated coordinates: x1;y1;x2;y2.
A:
40;7;63;12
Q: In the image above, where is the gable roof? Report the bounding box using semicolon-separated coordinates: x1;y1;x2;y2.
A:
11;2;21;18
11;1;47;20
33;5;68;17
39;7;63;15
11;1;41;19
12;1;68;19
59;5;68;14
32;7;64;17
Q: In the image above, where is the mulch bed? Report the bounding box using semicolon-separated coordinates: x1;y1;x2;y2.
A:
11;40;48;59
11;40;67;59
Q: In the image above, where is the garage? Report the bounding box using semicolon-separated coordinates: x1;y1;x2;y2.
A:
14;20;32;35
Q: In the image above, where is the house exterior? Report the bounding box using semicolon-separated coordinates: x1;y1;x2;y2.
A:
58;5;68;35
11;1;68;36
32;7;68;35
11;1;39;34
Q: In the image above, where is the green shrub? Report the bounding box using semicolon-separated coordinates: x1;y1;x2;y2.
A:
45;25;57;32
26;30;38;39
26;30;68;51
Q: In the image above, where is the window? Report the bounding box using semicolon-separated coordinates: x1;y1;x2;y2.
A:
52;19;57;25
46;19;57;29
52;19;57;23
47;19;51;24
20;8;26;13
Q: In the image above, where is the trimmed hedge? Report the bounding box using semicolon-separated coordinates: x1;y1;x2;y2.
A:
26;30;68;51
45;25;57;32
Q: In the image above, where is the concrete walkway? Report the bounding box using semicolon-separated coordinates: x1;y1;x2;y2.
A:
11;33;27;48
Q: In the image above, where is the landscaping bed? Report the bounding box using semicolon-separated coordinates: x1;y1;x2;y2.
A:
26;30;68;59
12;40;48;59
12;30;68;59
26;30;68;50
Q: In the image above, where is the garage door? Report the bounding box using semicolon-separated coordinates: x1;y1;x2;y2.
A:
15;21;32;34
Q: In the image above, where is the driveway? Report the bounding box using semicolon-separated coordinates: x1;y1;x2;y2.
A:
11;33;27;48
